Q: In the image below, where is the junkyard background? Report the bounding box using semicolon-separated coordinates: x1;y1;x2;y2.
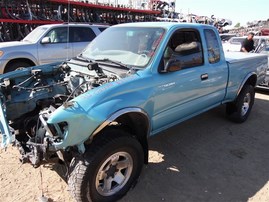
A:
1;90;269;202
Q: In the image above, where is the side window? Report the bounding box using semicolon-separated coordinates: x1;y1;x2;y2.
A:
45;27;68;43
204;29;220;63
98;27;107;32
163;30;203;69
70;27;96;42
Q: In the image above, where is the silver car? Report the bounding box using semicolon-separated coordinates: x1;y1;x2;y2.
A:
222;36;269;52
0;23;108;73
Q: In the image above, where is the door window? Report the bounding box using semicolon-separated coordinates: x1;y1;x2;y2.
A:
98;27;107;32
70;27;96;42
45;27;68;43
163;29;203;70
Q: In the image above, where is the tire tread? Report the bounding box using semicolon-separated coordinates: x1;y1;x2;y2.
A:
68;129;143;202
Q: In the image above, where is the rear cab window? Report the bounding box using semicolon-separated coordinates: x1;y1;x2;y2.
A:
204;29;221;64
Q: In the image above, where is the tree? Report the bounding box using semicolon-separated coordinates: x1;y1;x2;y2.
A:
234;22;240;28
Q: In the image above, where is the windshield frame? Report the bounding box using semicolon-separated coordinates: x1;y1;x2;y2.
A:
81;26;166;69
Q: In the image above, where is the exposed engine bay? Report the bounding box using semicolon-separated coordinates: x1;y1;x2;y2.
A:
0;59;127;167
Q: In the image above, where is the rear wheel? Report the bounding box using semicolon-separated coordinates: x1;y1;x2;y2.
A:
5;61;32;73
68;129;144;202
226;84;255;123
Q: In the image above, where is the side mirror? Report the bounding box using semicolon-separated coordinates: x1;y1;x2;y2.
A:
163;59;181;73
41;37;51;44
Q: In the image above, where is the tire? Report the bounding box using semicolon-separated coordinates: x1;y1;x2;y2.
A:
226;84;255;123
5;61;32;73
68;129;144;202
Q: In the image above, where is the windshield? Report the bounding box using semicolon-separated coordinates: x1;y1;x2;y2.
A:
23;26;48;43
81;27;165;68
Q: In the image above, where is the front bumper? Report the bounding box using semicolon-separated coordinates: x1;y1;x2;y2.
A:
0;98;98;167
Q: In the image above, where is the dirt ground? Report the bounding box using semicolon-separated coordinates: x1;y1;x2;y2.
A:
1;91;269;202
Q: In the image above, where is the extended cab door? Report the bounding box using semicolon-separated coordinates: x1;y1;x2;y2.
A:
152;28;228;131
37;27;72;64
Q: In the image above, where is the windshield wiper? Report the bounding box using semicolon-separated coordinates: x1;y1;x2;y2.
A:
74;56;130;70
95;58;129;69
75;54;94;63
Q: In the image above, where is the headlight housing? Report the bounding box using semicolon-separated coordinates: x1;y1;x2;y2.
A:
47;122;68;138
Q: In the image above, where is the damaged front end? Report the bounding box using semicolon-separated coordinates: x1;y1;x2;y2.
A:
0;60;123;167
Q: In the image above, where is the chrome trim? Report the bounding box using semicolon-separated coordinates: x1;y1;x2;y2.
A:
237;72;256;96
92;107;151;138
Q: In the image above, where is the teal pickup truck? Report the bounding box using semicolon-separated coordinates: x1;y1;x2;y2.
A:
0;22;267;202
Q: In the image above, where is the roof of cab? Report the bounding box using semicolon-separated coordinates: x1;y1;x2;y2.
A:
113;22;216;30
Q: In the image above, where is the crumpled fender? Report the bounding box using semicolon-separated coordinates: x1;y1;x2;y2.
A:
47;72;154;150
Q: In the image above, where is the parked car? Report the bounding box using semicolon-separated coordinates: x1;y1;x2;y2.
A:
217;18;232;27
256;44;269;89
222;36;269;52
0;22;267;202
0;23;108;73
219;33;237;42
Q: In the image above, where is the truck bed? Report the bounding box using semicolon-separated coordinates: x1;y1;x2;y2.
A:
224;52;268;101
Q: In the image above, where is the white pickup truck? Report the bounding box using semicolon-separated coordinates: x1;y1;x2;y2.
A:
0;23;108;73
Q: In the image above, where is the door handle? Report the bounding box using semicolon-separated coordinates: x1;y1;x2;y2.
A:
201;73;208;80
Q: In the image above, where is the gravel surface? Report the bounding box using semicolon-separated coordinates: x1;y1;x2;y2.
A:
1;91;269;202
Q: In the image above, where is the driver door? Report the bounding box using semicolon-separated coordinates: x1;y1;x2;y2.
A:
37;27;72;64
151;28;228;132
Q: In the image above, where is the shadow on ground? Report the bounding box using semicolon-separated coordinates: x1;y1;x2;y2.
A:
121;96;269;202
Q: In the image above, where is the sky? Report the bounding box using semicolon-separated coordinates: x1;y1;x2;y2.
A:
175;0;269;26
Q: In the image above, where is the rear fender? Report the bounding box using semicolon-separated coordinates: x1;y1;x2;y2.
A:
237;72;257;96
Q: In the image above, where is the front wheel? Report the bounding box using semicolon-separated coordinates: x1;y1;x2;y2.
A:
226;84;255;123
68;129;144;202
